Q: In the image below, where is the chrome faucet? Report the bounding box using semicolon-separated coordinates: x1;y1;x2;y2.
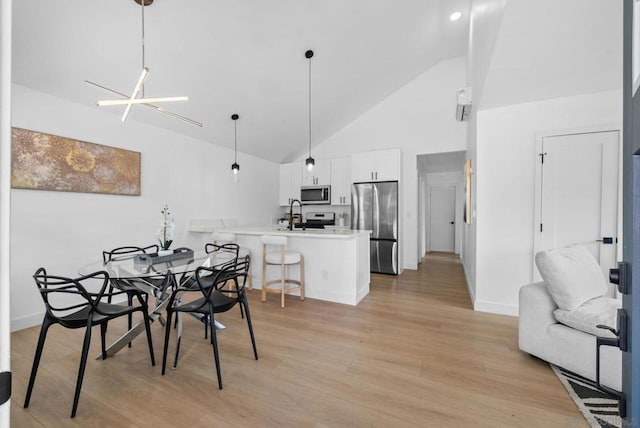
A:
289;199;303;230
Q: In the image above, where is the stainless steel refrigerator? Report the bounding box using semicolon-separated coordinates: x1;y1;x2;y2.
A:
351;181;398;275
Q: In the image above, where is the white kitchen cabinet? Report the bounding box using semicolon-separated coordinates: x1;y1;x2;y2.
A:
301;159;331;186
279;162;302;206
331;157;351;205
350;149;400;182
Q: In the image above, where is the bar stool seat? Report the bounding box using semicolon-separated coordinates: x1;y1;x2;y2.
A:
265;251;301;265
261;235;305;308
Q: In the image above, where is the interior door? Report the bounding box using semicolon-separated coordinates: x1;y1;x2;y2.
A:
429;185;456;252
622;0;638;420
536;130;619;280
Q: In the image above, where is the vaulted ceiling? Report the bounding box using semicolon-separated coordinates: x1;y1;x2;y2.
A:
12;0;470;163
480;0;622;110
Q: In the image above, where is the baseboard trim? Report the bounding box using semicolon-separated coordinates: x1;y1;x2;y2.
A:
11;312;43;332
474;299;518;317
462;262;476;306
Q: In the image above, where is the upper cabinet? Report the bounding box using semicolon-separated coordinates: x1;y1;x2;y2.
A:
301;160;331;186
350;149;401;182
279;162;302;206
330;157;351;205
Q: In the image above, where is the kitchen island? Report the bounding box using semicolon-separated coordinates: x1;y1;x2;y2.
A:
219;227;371;305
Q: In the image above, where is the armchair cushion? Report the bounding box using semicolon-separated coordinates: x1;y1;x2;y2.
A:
554;296;621;338
535;246;607;310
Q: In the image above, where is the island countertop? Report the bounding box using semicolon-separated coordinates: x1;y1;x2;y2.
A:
219;226;371;239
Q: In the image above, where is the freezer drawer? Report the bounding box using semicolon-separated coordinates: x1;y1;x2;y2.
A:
370;239;398;275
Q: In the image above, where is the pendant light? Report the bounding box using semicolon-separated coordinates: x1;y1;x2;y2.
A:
85;0;202;127
304;50;315;171
231;114;240;174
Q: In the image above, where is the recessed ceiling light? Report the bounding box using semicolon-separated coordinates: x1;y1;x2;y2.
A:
450;11;462;21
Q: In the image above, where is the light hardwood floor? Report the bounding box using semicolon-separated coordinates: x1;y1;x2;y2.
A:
10;252;586;427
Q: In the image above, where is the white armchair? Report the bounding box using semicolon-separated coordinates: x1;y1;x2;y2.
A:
518;246;622;391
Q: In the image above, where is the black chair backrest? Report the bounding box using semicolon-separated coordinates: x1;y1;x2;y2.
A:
204;243;240;268
33;267;110;319
102;244;159;264
195;255;250;298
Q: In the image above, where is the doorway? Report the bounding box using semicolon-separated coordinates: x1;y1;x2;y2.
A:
533;128;620;281
417;150;466;258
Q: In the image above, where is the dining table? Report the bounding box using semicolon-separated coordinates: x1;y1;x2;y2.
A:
78;248;224;360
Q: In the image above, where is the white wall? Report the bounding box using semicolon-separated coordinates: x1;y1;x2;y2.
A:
461;0;507;308
11;84;281;331
309;57;468;271
474;89;622;316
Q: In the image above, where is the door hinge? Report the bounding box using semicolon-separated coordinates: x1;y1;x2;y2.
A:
538;152;547;163
0;372;11;406
540;223;543;232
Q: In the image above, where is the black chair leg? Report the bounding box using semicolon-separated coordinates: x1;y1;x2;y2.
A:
127;294;133;348
173;313;183;369
209;309;223;390
71;322;93;418
100;323;107;360
161;311;173;375
142;309;155;366
23;318;52;409
204;314;208;340
107;284;114;303
242;295;258;360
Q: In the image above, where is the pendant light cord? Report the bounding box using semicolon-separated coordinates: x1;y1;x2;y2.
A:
140;0;146;97
308;54;312;157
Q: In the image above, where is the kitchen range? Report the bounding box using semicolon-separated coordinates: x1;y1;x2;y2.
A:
293;211;335;229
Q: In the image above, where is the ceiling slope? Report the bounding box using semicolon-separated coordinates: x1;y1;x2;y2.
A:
480;0;622;110
12;0;470;163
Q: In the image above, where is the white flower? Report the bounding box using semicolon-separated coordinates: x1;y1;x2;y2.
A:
156;204;175;250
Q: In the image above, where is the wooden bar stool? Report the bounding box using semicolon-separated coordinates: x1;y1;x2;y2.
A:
212;231;253;290
261;235;304;308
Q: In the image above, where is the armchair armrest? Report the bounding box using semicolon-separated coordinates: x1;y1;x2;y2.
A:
518;281;558;354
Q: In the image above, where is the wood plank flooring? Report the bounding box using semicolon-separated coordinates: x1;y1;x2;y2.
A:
10;252;586;427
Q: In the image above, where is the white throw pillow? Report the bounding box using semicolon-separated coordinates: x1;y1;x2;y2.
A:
535;246;608;310
554;296;621;338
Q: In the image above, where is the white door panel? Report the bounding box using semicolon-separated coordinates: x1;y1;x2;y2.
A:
430;186;455;252
536;130;619;281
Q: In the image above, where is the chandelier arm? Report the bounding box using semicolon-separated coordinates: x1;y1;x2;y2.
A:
98;96;188;106
84;80;203;127
121;67;149;122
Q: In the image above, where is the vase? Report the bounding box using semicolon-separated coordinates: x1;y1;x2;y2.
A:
158;249;173;256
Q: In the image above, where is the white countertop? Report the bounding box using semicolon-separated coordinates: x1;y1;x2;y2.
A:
220;226;371;239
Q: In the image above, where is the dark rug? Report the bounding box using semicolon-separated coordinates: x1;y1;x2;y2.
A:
551;365;621;428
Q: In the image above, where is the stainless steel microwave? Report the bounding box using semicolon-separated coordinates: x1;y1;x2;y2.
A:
300;185;331;205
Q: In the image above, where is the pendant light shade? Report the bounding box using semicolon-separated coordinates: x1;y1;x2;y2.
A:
305;49;315;171
231;114;240;174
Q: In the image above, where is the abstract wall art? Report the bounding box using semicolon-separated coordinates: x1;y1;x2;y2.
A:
11;128;141;196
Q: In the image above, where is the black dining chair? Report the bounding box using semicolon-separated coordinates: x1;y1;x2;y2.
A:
161;255;258;389
24;268;156;418
102;244;166;345
179;242;241;338
102;245;160;301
